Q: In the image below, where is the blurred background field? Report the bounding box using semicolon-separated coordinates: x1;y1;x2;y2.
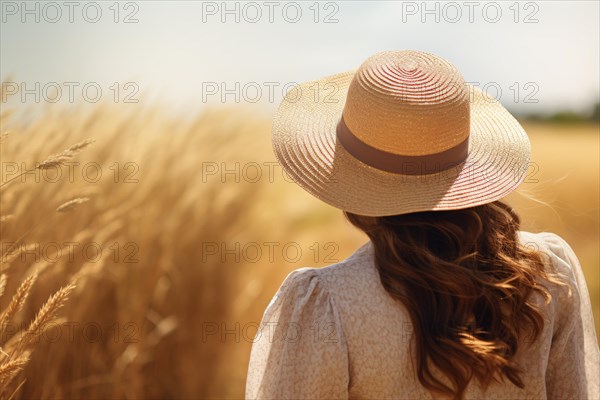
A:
0;102;597;398
2;1;599;398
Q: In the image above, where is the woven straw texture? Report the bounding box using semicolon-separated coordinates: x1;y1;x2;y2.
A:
272;51;531;216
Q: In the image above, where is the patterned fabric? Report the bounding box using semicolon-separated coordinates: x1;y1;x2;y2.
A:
246;231;600;399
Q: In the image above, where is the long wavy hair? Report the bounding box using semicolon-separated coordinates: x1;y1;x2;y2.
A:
344;200;566;399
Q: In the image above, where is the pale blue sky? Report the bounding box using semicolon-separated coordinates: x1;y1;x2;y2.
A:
1;1;599;116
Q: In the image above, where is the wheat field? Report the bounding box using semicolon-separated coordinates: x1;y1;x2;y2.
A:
0;102;598;398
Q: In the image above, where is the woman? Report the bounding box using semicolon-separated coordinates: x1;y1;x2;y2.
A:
245;51;599;399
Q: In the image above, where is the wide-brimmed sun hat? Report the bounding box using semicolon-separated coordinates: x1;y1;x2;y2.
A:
272;50;531;217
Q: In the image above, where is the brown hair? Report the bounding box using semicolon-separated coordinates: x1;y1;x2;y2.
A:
344;201;565;399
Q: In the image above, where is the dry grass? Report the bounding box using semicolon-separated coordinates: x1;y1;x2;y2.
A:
0;102;597;398
0;135;88;396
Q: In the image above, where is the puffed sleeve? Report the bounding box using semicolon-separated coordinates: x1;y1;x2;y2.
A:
245;268;349;399
541;232;600;399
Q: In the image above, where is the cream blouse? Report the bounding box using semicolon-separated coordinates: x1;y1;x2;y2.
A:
246;231;600;399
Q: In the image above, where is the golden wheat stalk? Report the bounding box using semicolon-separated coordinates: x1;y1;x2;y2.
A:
0;354;30;385
0;274;37;332
66;139;95;153
38;139;95;170
37;155;73;170
56;197;90;213
16;283;76;349
0;139;95;188
0;274;6;299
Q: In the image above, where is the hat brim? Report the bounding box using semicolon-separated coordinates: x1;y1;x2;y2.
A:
273;70;531;217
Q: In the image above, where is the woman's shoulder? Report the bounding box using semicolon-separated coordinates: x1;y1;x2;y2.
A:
518;230;580;276
256;250;366;345
274;241;393;319
281;241;377;289
517;230;583;317
518;230;574;252
267;241;378;313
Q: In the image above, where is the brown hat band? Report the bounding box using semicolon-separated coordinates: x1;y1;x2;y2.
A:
336;117;470;175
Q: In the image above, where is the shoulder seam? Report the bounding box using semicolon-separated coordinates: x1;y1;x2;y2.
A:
287;266;350;364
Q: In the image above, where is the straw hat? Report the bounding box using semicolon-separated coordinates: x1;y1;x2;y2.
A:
273;50;530;217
